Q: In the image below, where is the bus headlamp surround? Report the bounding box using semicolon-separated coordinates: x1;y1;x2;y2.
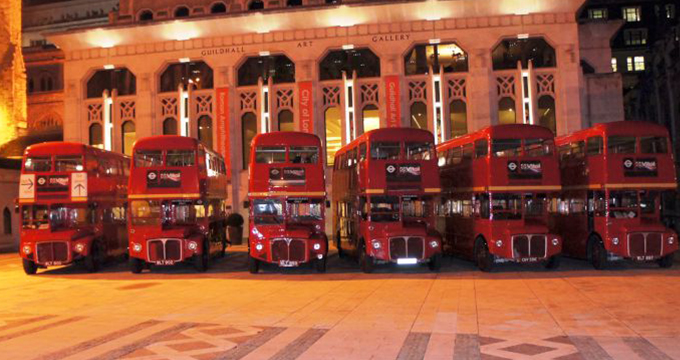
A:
188;241;198;251
429;240;439;248
495;240;503;247
22;245;32;255
552;238;559;246
255;243;264;251
612;237;620;246
313;243;321;250
132;243;142;252
74;243;85;253
668;236;675;245
372;240;381;249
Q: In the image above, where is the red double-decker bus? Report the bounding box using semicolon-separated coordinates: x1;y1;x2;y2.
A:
554;121;677;268
436;125;562;271
247;132;328;273
18;142;129;274
127;136;229;273
332;128;443;273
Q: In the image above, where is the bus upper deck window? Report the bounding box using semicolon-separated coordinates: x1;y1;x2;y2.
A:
406;142;433;160
491;139;522;157
371;142;400;160
525;139;553;157
135;150;163;167
640;136;668;154
290;146;319;164
166;150;196;167
255;146;286;164
24;157;51;172
55;156;84;172
607;136;636;154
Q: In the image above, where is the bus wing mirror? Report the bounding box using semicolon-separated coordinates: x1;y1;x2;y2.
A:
326;200;331;208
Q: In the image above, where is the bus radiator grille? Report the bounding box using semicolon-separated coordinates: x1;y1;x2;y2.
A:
36;242;69;263
147;239;182;262
512;235;546;259
389;237;425;260
628;233;663;257
271;239;307;262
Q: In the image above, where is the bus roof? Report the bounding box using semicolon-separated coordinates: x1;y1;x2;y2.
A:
337;128;434;156
557;121;669;144
133;135;202;151
437;124;554;151
25;141;90;157
252;131;321;147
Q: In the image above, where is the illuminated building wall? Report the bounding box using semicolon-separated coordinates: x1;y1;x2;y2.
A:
0;0;27;146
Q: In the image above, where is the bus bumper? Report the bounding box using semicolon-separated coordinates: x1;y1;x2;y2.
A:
249;237;327;267
20;239;94;267
605;232;678;262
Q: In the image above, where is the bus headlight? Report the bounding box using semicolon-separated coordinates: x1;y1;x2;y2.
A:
612;237;619;245
132;243;142;253
188;241;198;251
496;240;503;247
255;243;263;251
317;254;324;260
74;243;85;253
668;236;675;245
22;245;31;255
372;240;381;249
313;243;321;250
552;238;559;246
315;224;321;230
429;241;439;248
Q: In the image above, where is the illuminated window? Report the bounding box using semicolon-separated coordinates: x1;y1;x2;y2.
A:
324;107;342;165
122;121;136;156
198;116;213;149
667;4;676;18
174;6;190;18
449;100;467;138
210;2;227;13
623;7;641;22
611;58;618;72
278;110;294;131
237;55;295;87
492;37;556;70
160;61;213;93
362;105;380;134
320;48;380;81
588;8;608;19
404;42;468;75
89;123;103;149
163;118;177;135
498;97;516;124
537;96;556;133
410;102;427;129
624;29;647;45
242;112;257;168
626;57;634;71
138;10;153;21
86;68;136;99
633;56;645;71
248;0;264;10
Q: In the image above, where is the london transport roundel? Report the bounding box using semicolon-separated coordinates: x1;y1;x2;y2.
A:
624;159;634;169
387;165;396;173
507;161;518;172
148;172;157;180
37;176;46;185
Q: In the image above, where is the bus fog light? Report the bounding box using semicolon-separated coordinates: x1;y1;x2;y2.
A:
255;243;263;251
668;236;675;245
612;237;619;245
132;243;142;253
188;241;198;251
315;224;321;230
313;243;321;250
372;240;381;249
317;254;324;260
430;240;439;248
495;240;503;247
552;238;559;246
74;243;85;253
22;245;31;255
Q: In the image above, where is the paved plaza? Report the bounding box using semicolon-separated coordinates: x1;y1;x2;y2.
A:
1;246;679;359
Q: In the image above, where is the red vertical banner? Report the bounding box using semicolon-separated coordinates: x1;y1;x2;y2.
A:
298;81;314;133
216;87;231;178
385;75;401;128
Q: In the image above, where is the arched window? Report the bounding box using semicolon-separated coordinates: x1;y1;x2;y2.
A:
248;0;264;10
163;118;177;135
89;123;103;149
242;113;257;168
410;102;427;129
450;100;467;138
492;37;556;70
319;48;381;81
39;74;54;92
362;104;380;134
278;110;294;131
287;0;302;6
138;10;153;21
198;116;213;149
174;6;190;17
538;96;556;133
324;107;342;165
160;61;213;93
210;2;227;13
237;55;295;87
405;42;468;75
498;98;516;124
3;207;12;235
86;68;136;98
122;121;136;156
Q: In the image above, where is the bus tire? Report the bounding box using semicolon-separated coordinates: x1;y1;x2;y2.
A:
588;236;608;270
130;257;144;274
659;253;674;268
336;232;345;259
474;237;493;272
248;255;259;274
315;258;327;273
220;237;227;258
22;259;37;275
544;255;561;270
84;241;102;273
359;241;374;273
194;240;209;272
428;253;442;272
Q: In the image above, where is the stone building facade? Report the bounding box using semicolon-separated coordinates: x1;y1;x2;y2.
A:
0;0;27;146
48;0;623;218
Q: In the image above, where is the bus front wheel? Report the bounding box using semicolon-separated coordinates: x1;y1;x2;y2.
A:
428;253;442;272
84;241;103;273
194;240;209;272
589;236;608;270
359;242;374;273
248;255;259;274
659;253;674;268
315;257;327;273
544;255;561;270
474;238;493;272
22;259;37;275
130;257;144;274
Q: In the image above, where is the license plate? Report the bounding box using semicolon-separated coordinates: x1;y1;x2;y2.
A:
154;260;176;266
44;261;62;266
397;258;418;265
519;257;539;263
634;256;655;261
279;260;299;267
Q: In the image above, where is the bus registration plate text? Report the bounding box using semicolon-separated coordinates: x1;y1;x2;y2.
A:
279;260;299;267
634;256;655;261
155;260;176;266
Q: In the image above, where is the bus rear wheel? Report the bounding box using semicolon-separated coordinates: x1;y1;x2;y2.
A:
474;238;493;272
544;255;561;270
22;259;37;275
130;257;144;274
589;236;608;270
248;255;260;274
659;253;674;268
428;253;442;272
194;240;209;272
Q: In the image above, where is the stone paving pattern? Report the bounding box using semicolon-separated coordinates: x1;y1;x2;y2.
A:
1;246;679;359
